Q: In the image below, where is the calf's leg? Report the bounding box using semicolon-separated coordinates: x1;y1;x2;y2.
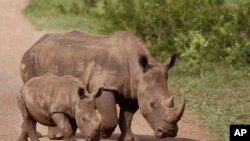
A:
17;96;39;141
51;113;76;141
17;122;28;141
48;127;64;139
26;120;39;141
95;90;118;138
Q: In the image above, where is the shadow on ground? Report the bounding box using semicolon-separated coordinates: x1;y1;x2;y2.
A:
74;133;198;141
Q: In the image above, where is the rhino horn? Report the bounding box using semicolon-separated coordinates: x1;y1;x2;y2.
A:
167;94;186;123
165;96;174;108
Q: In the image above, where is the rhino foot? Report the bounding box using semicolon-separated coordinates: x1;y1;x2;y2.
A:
64;137;77;141
17;137;28;141
119;135;140;141
100;132;112;139
36;131;42;138
48;127;64;139
48;133;64;140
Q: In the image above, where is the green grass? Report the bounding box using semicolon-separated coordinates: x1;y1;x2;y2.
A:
169;63;250;141
24;1;250;140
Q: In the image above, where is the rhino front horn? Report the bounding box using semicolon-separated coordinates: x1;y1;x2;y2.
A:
168;94;186;123
175;94;186;121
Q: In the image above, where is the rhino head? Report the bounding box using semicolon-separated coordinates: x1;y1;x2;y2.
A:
75;87;102;141
136;54;185;138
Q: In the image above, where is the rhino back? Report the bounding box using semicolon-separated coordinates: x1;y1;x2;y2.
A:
22;31;152;99
29;31;130;93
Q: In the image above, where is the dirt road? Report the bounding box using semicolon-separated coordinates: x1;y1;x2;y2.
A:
0;0;214;141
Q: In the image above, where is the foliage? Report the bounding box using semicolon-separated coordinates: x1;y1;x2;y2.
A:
100;0;250;69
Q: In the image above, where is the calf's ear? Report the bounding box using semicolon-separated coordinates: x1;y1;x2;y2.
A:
90;87;103;98
78;87;85;99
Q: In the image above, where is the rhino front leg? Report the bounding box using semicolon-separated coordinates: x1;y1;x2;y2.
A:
69;118;78;135
51;113;76;141
118;101;139;141
95;90;118;138
48;127;64;139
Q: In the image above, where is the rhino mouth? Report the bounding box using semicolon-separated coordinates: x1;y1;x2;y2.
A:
154;126;178;138
155;131;177;138
85;135;100;141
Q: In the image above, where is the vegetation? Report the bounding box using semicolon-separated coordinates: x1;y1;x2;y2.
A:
169;64;250;140
24;0;250;140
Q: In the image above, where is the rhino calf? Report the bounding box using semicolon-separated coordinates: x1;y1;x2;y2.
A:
17;73;101;141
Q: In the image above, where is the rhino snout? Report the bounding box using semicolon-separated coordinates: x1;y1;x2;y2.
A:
155;125;178;138
85;134;100;141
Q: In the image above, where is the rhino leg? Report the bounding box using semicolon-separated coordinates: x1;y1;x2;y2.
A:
17;96;39;141
17;122;28;141
69;118;77;135
118;101;139;141
51;113;76;141
26;120;40;141
95;90;118;138
48;127;64;139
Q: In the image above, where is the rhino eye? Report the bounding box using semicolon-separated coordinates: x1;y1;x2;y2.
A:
82;118;86;122
150;102;156;108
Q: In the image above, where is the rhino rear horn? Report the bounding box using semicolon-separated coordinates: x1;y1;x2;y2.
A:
165;96;174;108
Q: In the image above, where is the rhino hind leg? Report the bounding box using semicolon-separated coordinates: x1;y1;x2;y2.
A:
17;96;40;141
51;113;76;141
17;122;28;141
118;101;139;141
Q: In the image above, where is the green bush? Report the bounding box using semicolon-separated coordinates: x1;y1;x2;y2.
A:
100;0;250;69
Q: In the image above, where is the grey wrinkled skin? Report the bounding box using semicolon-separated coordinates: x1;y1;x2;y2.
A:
17;73;101;141
20;30;185;141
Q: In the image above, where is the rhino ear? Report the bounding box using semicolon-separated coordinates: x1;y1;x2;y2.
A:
90;87;103;98
164;54;177;71
139;55;149;73
77;87;85;99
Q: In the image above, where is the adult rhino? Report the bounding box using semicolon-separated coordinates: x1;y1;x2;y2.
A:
20;30;185;141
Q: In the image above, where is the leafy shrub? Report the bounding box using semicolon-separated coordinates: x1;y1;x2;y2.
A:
99;0;250;69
